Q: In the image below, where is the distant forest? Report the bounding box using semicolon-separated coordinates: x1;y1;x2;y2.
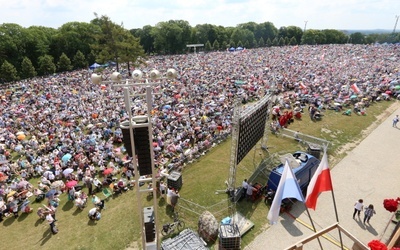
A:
1;14;399;83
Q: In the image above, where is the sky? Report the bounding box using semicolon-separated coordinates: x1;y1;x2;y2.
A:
1;0;400;31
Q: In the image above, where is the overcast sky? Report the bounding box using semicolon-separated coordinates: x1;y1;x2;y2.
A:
1;0;400;31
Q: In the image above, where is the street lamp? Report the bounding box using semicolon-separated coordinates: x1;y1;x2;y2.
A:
91;68;177;250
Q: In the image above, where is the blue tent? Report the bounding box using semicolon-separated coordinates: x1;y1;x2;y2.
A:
228;47;235;52
89;63;102;70
236;47;244;51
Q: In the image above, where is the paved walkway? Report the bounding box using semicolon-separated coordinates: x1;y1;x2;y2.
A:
245;102;400;250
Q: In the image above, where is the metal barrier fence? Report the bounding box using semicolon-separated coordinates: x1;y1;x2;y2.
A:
280;128;331;149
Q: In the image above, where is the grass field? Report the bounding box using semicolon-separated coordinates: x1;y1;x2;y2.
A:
0;100;394;250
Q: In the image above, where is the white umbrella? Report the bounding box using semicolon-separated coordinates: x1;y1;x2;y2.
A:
51;180;65;189
63;168;74;176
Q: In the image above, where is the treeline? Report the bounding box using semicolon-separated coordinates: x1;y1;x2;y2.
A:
1;14;400;83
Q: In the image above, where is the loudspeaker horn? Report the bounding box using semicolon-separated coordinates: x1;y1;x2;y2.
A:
132;70;143;80
149;70;161;80
91;74;102;84
166;68;178;79
110;72;122;82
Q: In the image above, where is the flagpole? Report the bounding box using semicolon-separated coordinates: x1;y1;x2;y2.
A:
324;143;344;250
331;190;344;250
304;205;324;249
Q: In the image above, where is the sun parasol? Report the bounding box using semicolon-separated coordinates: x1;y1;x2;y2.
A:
0;172;8;182
63;168;74;176
45;189;57;198
66;180;78;189
51;180;65;189
17;134;26;140
103;168;114;175
7;190;16;198
62;153;72;162
17;180;29;189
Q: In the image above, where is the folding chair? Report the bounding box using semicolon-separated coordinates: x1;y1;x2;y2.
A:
102;187;112;201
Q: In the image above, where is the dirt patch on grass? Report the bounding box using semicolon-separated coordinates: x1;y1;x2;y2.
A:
331;101;400;166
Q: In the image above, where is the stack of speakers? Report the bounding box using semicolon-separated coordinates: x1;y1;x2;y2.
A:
143;206;155;242
167;171;182;190
120;116;153;176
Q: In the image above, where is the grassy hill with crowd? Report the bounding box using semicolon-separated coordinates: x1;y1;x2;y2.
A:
0;91;395;249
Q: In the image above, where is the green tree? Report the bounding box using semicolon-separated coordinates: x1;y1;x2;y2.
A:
252;38;258;48
205;41;212;51
286;26;303;44
266;38;272;47
38;55;56;76
118;29;146;73
91;14;144;71
52;22;98;63
259;22;278;41
221;41;228;51
0;60;18;82
278;37;285;46
73;50;87;69
272;37;278;46
258;37;265;47
151;20;191;54
20;57;37;79
289;37;298;45
0;23;27;72
131;25;154;54
322;29;348;44
301;29;326;45
350;32;366;44
25;26;56;69
212;40;220;50
57;53;73;72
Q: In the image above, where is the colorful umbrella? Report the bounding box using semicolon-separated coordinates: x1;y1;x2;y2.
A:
7;190;16;198
66;180;78;189
45;189;57;198
63;168;74;176
103;168;114;175
62;153;72;162
0;172;8;182
17;134;26;140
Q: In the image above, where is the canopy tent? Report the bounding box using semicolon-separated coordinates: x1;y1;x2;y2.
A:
89;63;102;70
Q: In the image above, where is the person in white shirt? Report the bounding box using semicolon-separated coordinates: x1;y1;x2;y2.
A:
353;199;364;219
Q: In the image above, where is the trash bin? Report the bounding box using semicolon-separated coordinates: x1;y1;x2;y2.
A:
307;143;321;159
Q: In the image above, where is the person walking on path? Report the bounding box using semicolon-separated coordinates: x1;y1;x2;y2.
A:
393;115;399;127
353;199;364;219
363;204;376;224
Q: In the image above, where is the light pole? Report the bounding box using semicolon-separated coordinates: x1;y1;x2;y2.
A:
91;68;178;250
393;15;399;34
304;20;308;33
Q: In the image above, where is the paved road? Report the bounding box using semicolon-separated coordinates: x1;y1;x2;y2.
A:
245;102;400;250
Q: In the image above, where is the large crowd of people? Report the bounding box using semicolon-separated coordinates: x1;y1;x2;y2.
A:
0;44;399;225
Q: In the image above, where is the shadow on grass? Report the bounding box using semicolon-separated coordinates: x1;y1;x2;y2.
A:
72;208;84;216
38;228;52;246
17;212;29;222
87;219;98;226
2;215;16;227
62;200;74;211
158;198;166;207
35;218;45;227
